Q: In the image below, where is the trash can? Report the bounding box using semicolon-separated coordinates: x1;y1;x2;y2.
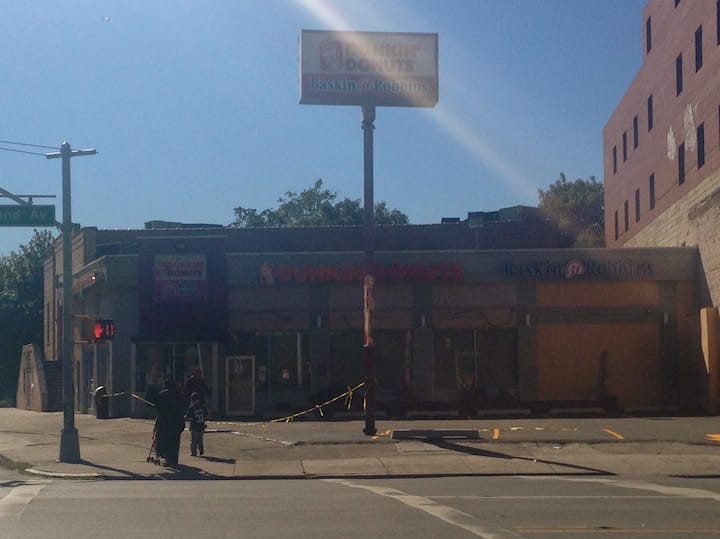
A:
94;386;109;419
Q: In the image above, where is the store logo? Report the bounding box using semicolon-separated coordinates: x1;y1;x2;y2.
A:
320;39;343;71
564;259;585;279
260;263;276;285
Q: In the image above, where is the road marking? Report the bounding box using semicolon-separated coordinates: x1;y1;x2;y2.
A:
532;476;720;503
492;428;500;440
706;434;720;442
603;428;624;440
431;495;692;500
0;482;49;528
514;527;720;534
325;479;523;538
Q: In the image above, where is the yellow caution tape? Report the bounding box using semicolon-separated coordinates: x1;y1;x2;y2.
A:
269;381;366;423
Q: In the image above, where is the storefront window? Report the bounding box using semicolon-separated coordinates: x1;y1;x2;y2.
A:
133;342;216;413
433;329;518;399
434;330;475;391
267;333;310;391
330;331;408;391
329;331;365;388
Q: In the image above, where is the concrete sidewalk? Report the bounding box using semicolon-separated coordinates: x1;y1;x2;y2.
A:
1;408;720;480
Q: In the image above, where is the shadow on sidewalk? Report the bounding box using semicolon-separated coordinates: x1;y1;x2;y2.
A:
425;439;614;476
62;460;225;480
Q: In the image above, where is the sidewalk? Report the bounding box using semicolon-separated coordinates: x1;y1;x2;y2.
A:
1;408;719;480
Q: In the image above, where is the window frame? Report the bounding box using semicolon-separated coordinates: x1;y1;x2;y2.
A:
633;115;639;149
678;143;686;185
649;173;655;210
624;200;629;232
697;123;705;168
622;131;628;162
613;146;618;173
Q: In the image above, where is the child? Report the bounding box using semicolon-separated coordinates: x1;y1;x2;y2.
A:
186;392;208;456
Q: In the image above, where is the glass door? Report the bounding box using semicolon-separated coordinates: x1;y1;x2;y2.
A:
226;355;255;416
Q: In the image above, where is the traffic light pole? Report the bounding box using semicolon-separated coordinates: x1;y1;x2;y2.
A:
46;142;96;463
361;106;377;436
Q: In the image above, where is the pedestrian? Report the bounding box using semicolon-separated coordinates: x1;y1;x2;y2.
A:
183;367;211;407
186;392;208;456
155;379;185;467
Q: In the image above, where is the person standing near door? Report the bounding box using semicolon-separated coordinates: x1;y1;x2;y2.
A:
155;379;185;467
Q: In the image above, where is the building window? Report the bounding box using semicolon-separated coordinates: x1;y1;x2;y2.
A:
675;0;680;7
697;123;705;168
649;173;655;210
647;95;654;131
676;53;683;95
633;115;639;148
613;146;617;173
678;143;685;184
622;131;628;161
717;0;720;45
635;189;641;222
695;26;703;72
624;201;629;232
614;211;619;241
646;17;652;54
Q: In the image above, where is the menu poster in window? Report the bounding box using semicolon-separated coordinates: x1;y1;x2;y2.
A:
154;254;208;303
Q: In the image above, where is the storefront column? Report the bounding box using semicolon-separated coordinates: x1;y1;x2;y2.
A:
412;327;434;400
660;283;679;406
516;284;537;401
310;329;330;394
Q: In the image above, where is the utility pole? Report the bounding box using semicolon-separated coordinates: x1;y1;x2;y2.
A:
46;141;97;463
361;106;377;436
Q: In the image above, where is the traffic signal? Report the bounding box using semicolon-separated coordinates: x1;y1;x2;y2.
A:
81;318;115;341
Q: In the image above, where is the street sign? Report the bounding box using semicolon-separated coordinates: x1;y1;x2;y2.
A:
0;204;56;226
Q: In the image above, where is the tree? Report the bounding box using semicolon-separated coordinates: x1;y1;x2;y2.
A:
538;173;605;247
0;230;55;403
232;179;410;227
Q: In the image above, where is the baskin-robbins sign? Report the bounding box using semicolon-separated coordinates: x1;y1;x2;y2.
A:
300;30;438;107
503;258;655;280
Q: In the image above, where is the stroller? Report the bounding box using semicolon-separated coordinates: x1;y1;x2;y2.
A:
146;423;162;465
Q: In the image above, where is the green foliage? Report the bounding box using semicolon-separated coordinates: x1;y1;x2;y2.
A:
232;179;409;227
538;173;605;247
0;230;55;401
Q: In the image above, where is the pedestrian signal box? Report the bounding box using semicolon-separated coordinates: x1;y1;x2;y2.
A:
81;318;115;341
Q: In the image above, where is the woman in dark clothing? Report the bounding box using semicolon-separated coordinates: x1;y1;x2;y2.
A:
155;379;185;467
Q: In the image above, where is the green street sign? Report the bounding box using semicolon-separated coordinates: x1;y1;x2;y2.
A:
0;204;56;227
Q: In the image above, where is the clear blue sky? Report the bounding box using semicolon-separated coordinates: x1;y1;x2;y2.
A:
0;0;646;257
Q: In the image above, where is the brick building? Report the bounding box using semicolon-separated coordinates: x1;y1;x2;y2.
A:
603;0;720;304
603;0;720;412
31;212;708;419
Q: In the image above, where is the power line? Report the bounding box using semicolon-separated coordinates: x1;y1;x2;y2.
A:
0;146;47;157
0;139;59;150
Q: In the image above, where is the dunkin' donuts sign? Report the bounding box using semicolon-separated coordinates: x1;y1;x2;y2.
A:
300;30;438;107
260;262;462;285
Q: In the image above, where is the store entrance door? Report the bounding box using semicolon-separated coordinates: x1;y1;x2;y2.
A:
226;356;255;416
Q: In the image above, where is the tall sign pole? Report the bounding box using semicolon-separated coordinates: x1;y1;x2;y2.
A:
300;30;438;435
361;105;377;436
46;141;97;463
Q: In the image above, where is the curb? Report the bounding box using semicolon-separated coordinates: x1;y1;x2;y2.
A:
25;468;103;479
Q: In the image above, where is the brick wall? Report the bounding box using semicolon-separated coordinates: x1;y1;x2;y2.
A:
625;168;720;306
